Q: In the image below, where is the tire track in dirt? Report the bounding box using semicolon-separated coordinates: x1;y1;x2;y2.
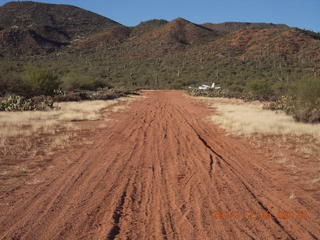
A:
0;90;319;240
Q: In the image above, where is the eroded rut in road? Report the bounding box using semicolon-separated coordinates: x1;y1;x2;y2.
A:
0;91;319;240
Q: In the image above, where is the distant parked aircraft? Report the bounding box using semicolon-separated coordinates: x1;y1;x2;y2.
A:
198;84;211;90
196;82;221;90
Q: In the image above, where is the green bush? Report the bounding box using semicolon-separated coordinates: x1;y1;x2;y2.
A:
290;77;320;122
61;73;108;91
0;73;30;97
246;80;274;100
227;84;245;94
0;76;5;97
263;78;320;122
272;81;289;96
23;67;61;96
291;77;320;105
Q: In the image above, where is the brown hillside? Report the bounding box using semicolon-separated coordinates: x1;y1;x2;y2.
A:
139;18;219;45
1;1;319;76
203;22;288;33
130;19;168;37
207;27;320;62
0;1;121;38
0;26;68;56
109;18;221;58
0;1;123;56
75;26;131;49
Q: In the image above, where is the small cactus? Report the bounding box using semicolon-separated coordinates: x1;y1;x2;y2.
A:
0;95;54;112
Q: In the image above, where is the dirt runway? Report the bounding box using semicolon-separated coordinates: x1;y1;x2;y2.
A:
0;91;319;240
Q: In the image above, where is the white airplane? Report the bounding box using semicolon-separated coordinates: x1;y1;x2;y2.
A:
197;82;221;90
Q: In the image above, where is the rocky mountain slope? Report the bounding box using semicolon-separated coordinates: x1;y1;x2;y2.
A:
0;1;121;55
0;1;319;89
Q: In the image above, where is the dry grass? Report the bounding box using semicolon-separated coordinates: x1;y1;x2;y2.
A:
0;97;129;141
57;99;121;122
0;95;142;192
201;97;320;140
0;95;142;160
198;96;320;200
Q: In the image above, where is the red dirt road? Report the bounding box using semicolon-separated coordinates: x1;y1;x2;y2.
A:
0;91;319;240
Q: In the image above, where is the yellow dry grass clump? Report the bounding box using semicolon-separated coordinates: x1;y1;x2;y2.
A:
57;100;120;122
201;97;320;140
0;96;138;147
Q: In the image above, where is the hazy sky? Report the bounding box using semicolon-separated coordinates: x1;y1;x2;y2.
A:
1;0;319;32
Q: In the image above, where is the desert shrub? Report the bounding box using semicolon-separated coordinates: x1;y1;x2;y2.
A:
187;88;255;100
291;77;320;105
263;78;320;123
0;73;31;97
116;88;140;96
228;84;245;94
289;77;320;122
263;96;295;113
272;81;289;96
170;80;189;89
291;103;320;123
246;80;274;100
53;92;90;102
0;75;5;96
23;67;61;96
90;91;121;100
61;73;108;91
0;95;54;111
53;88;139;102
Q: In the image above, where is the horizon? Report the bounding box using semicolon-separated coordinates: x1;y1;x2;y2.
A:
0;0;319;32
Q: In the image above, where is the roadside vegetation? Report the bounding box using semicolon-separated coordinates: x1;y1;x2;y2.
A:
0;65;140;185
188;76;320;123
0;96;139;192
0;94;141;189
0;66;139;111
200;96;320;198
0;97;134;143
0;92;139;160
204;98;320;138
